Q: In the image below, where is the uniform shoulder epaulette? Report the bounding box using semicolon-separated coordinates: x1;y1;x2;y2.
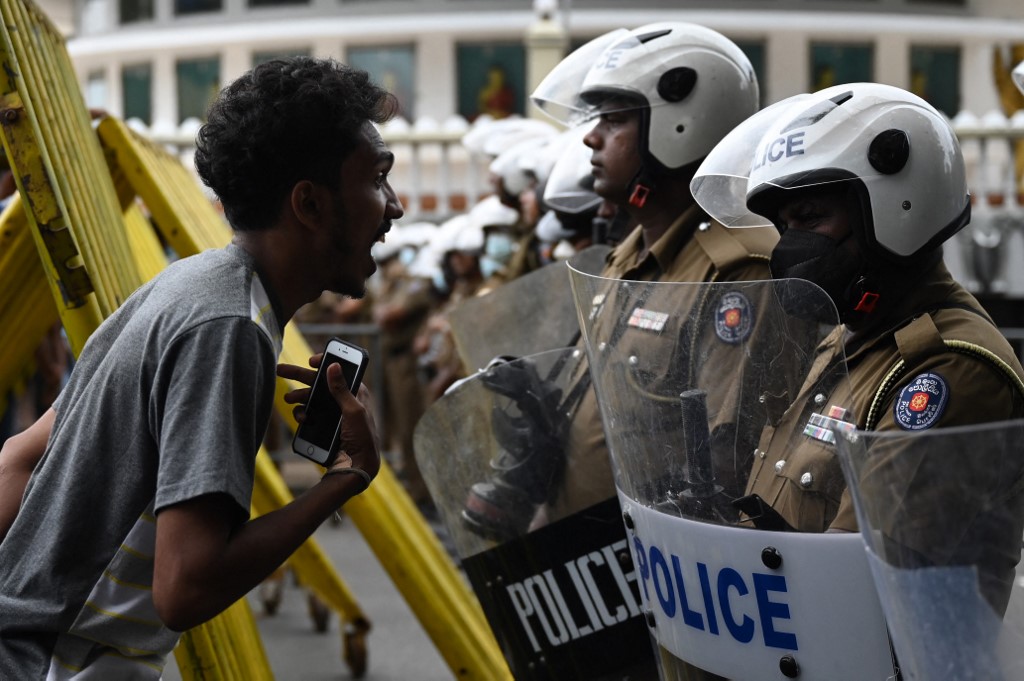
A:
865;312;1024;430
694;219;774;276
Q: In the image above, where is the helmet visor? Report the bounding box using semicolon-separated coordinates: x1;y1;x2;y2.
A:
542;125;601;214
692;89;890;227
690;96;812;228
530;29;633;124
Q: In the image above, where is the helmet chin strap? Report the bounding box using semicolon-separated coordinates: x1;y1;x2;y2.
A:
839;262;887;327
626;167;655;208
851;275;881;314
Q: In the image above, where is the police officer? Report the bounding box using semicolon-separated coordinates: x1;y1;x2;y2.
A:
372;231;435;506
525;22;779;524
693;83;1024;609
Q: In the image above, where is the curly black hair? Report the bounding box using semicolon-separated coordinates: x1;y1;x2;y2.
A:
195;57;398;231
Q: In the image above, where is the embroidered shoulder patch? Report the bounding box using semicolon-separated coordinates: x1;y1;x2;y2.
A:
715;291;753;344
893;372;949;431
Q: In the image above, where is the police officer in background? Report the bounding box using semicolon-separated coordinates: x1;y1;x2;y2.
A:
693;82;1024;610
372;229;435;507
525;22;779;525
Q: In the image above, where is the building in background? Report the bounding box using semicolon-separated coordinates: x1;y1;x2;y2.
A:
65;0;1024;133
56;0;1024;326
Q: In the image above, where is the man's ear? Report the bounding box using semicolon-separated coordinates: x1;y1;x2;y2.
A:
290;180;324;228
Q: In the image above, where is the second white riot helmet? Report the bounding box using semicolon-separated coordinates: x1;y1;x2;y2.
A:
532;22;759;173
693;83;970;261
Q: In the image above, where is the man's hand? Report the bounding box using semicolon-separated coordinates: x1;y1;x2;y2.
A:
322;361;380;481
276;354;380;480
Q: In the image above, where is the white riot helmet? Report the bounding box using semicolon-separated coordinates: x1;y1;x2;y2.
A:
692;83;970;262
469;194;520;232
543;124;601;215
531;22;759;173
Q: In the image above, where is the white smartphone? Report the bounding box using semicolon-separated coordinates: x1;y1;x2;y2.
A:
292;337;369;466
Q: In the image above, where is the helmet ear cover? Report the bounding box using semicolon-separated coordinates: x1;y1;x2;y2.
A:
868;129;910;175
657;67;697;103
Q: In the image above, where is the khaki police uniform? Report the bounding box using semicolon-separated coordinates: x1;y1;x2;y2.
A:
378;267;434;502
745;261;1024;606
546;204;778;522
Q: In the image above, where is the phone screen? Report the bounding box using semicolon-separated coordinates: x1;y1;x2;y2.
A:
300;351;362;450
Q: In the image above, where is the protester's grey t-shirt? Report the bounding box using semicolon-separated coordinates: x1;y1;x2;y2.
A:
0;244;284;679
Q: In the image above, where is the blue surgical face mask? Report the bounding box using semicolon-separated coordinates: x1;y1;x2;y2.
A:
431;269;449;294
480;255;504;279
484;232;516;264
398;246;417;267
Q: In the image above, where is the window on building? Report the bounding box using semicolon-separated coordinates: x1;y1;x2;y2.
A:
177;56;220;123
120;0;154;23
810;42;873;90
174;0;221;16
85;70;106;111
347;45;416;120
456;42;525;122
252;48;311;66
910;46;960;117
733;40;766;106
122;63;152;125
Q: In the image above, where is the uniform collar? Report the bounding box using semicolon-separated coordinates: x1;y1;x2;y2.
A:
604;203;708;276
844;260;958;361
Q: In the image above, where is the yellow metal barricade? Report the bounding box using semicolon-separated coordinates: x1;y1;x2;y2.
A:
0;1;274;678
98;114;513;680
0;195;58;416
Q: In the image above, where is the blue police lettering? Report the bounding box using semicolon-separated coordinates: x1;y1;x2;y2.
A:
594;49;622;70
505;539;641;653
633;536;799;651
751;131;806;171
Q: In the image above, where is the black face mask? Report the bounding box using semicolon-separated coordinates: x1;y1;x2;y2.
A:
770;230;863;319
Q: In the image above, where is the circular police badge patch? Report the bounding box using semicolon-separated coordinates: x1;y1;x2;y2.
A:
715;291;753;344
893;372;949;431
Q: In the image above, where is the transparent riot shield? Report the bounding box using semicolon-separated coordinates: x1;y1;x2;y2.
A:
836;420;1024;680
414;347;658;681
567;267;898;680
447;244;611;374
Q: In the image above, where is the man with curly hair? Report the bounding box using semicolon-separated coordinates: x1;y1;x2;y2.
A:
0;57;403;678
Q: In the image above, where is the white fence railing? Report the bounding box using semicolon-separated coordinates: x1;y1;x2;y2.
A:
948;110;1024;296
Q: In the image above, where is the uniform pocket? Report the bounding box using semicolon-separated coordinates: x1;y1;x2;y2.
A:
769;439;845;532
